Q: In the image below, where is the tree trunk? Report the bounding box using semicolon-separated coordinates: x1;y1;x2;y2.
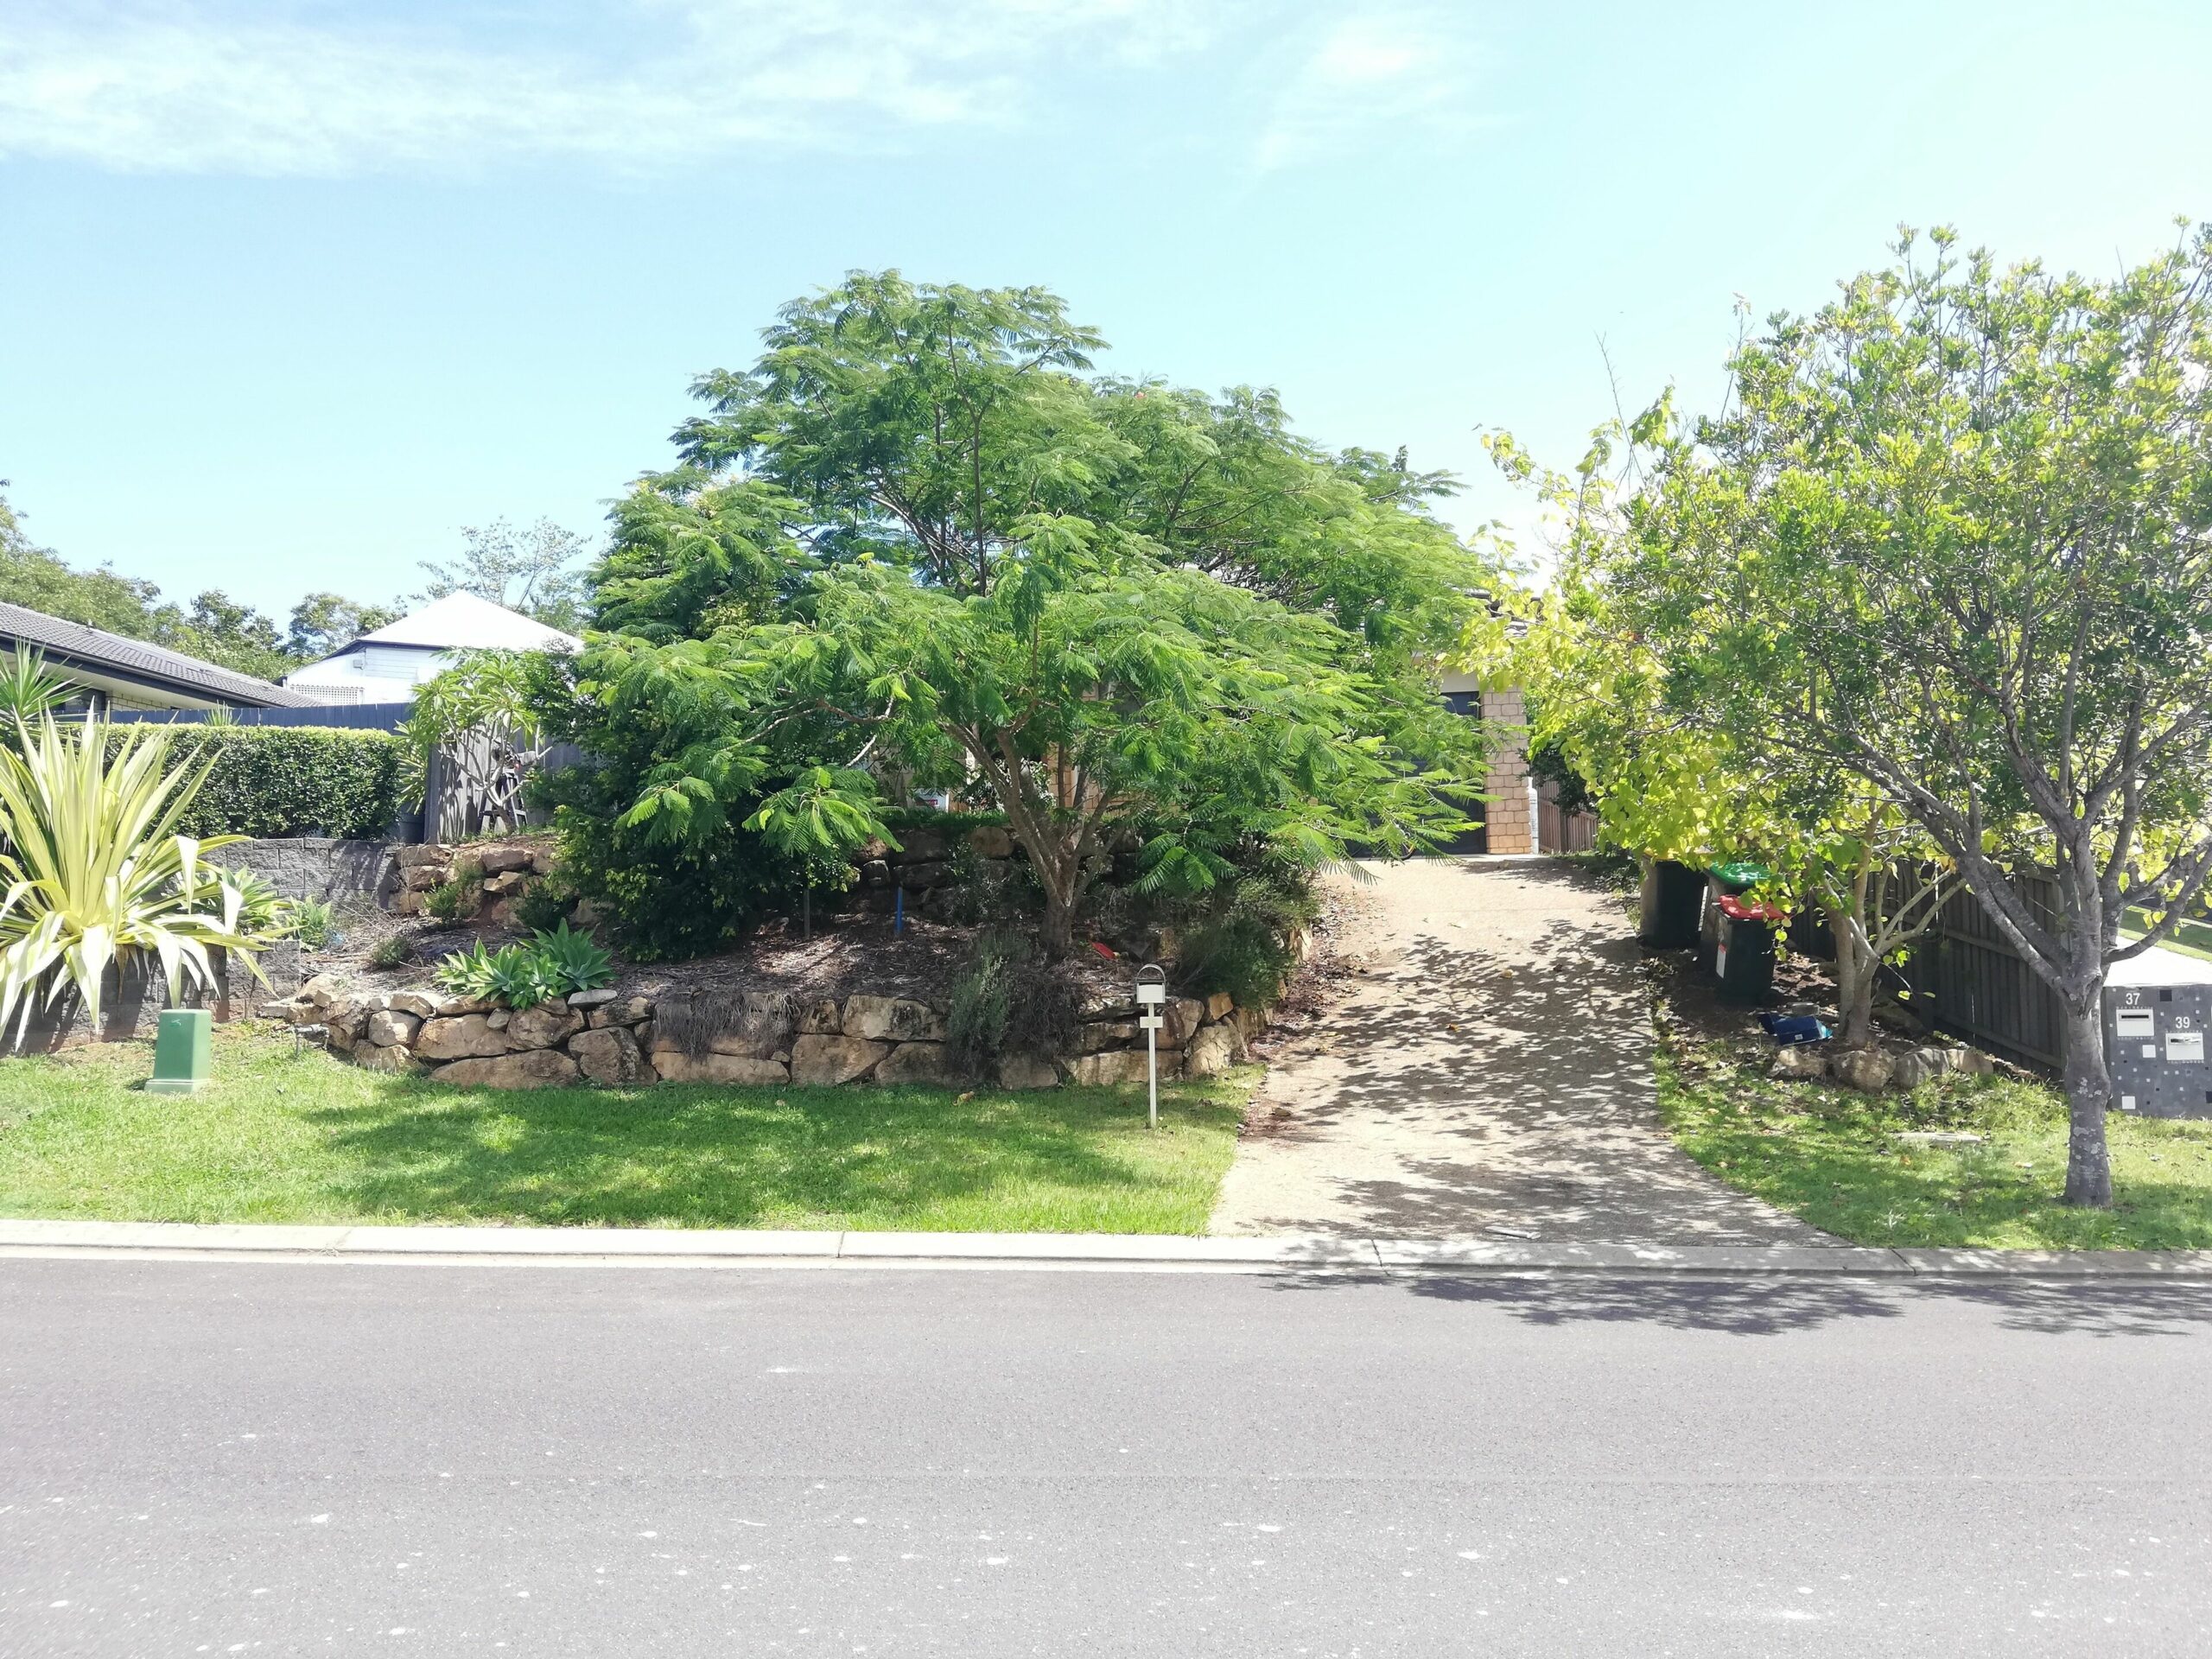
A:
1039;888;1076;959
1828;906;1878;1048
2058;991;2114;1207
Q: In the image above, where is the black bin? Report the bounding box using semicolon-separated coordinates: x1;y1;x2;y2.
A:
1637;859;1704;948
1713;894;1783;1002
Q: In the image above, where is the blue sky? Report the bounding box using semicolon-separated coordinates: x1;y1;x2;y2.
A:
3;0;2210;616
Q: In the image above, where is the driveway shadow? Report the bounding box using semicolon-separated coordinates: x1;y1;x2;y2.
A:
1217;860;1827;1243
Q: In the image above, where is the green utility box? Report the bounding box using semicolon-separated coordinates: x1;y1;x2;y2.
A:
148;1008;213;1095
1637;859;1705;949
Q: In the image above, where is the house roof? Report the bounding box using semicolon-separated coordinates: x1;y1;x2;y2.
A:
0;600;310;709
351;592;582;653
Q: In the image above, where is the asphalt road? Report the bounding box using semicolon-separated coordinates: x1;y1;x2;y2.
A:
4;1261;2211;1657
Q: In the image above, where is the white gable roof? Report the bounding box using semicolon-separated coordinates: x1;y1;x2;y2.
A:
354;592;582;653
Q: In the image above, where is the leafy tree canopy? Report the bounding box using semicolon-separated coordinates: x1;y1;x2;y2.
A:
551;271;1503;955
1513;223;2212;1207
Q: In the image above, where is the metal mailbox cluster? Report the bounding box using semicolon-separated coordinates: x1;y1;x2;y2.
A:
2104;950;2212;1118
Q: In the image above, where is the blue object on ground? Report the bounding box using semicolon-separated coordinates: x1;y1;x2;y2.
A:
1759;1012;1831;1046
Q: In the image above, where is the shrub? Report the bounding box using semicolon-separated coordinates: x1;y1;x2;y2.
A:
116;726;412;840
512;877;574;933
1173;866;1318;1008
289;899;337;950
945;931;1082;1075
366;934;414;970
422;861;481;927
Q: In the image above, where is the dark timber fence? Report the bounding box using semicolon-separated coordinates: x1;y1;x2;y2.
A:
1895;871;2068;1070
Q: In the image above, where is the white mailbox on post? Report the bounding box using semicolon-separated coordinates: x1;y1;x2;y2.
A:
1135;963;1168;1130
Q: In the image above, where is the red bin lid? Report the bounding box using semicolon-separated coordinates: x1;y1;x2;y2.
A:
1717;893;1783;923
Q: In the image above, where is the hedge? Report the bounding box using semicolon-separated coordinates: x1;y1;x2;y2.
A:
118;727;414;840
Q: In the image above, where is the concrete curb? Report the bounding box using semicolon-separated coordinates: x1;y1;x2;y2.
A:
3;1218;2211;1279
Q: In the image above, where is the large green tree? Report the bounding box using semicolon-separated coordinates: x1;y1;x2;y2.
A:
558;272;1497;956
1573;226;2212;1207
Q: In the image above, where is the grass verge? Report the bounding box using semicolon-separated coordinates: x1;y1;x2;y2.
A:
0;1027;1253;1235
1659;1034;2212;1249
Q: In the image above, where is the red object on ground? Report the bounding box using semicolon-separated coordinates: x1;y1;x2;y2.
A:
1716;893;1784;924
1090;941;1117;959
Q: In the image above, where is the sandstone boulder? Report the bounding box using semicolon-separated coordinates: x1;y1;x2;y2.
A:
432;1049;580;1089
995;1053;1060;1090
355;1042;423;1076
874;1041;949;1084
842;995;944;1042
587;995;654;1029
483;870;529;898
859;859;892;888
1832;1047;1896;1093
430;992;494;1019
1068;1048;1154;1087
1078;1021;1139;1054
1770;1043;1829;1081
365;1009;422;1048
530;848;561;874
1205;991;1235;1023
473;846;537;875
651;1050;789;1085
507;1003;584;1050
1183;1022;1247;1079
401;865;447;893
414;1014;511;1061
569;1026;654;1086
796;997;842;1034
300;972;347;1008
566;987;619;1011
968;825;1014;859
397;843;451;869
791;1033;888;1084
1164;995;1207;1047
387;989;440;1020
888;826;946;862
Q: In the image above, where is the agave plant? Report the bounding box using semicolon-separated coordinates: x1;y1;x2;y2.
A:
0;714;276;1045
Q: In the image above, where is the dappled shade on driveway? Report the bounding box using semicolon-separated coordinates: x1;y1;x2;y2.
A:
1211;858;1835;1243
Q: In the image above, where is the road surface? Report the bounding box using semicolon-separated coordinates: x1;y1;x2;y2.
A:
4;1259;2210;1656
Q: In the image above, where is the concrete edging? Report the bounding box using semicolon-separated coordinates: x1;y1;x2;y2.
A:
2;1218;2210;1278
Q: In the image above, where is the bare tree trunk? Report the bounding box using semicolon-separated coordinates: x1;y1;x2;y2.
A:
1827;906;1876;1048
1039;890;1077;958
2059;989;2114;1207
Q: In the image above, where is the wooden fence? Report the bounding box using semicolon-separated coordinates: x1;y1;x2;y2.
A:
1894;871;2068;1070
1535;781;1599;854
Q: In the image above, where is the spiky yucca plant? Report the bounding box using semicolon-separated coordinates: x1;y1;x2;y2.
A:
0;714;274;1046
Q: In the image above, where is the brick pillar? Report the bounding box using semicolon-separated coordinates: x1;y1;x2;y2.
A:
1480;688;1535;855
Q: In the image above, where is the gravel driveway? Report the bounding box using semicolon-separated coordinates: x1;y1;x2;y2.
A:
1210;858;1838;1243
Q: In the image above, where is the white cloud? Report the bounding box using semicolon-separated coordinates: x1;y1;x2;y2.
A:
0;0;1213;176
1255;6;1486;172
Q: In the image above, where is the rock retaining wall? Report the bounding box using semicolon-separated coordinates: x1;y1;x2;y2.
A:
266;977;1267;1090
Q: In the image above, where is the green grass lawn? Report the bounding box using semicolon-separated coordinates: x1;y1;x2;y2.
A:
1661;1036;2212;1249
0;1027;1253;1235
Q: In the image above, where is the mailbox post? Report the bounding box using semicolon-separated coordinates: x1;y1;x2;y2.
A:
1135;963;1168;1130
